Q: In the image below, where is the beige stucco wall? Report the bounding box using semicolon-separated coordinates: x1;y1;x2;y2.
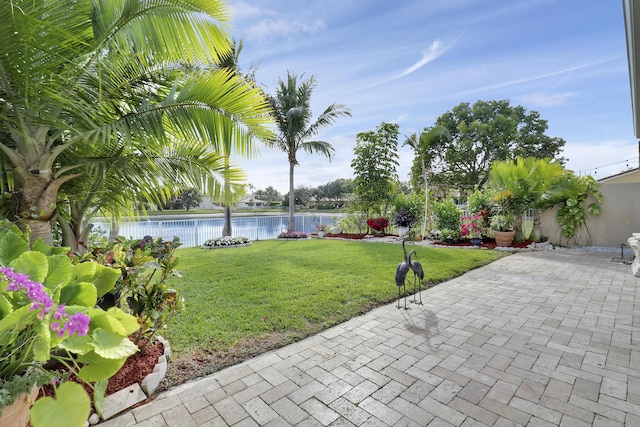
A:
541;181;640;247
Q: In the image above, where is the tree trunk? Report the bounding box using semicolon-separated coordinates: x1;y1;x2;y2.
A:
15;170;59;247
288;160;295;232
528;209;542;242
513;214;525;243
108;217;120;241
222;205;232;236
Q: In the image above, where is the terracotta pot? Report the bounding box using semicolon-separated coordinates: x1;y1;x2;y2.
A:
494;230;515;247
0;385;39;427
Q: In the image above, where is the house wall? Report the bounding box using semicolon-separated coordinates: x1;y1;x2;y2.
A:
541;181;640;247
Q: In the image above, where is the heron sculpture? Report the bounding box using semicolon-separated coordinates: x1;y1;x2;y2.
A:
395;252;410;309
395;239;424;306
407;248;424;304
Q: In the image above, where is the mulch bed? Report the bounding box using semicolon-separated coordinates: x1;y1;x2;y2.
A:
39;338;163;401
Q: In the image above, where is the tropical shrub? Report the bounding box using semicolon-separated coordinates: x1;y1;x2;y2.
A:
278;232;309;239
393;194;421;228
366;217;389;232
0;221;139;425
431;195;461;232
82;236;184;346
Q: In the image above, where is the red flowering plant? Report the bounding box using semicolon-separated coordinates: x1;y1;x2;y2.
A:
460;212;486;240
366;217;389;232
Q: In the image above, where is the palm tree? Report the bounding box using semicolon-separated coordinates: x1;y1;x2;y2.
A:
489;157;566;243
404;125;451;236
269;73;351;232
0;0;274;245
217;39;262;237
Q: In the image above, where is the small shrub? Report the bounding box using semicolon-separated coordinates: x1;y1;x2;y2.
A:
366;217;389;232
278;232;309;239
432;195;461;232
203;236;250;247
83;236;185;346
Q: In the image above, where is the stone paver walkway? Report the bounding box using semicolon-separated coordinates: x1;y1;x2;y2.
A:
101;250;640;426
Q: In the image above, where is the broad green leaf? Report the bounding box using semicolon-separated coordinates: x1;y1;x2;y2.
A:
12;252;49;284
90;328;138;359
92;264;121;297
59;282;97;308
89;311;128;336
106;307;140;336
43;255;73;290
73;262;97;283
0;305;38;343
31;238;53;255
32;321;52;362
58;334;93;355
0;294;13;318
77;351;128;382
30;382;91;427
0;232;29;265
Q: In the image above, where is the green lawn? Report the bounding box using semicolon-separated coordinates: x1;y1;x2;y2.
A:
164;240;504;355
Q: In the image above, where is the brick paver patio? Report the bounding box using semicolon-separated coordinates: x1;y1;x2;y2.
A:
101;249;640;426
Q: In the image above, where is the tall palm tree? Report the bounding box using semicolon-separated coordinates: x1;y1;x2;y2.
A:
217;39;261;237
0;0;274;245
404;125;451;236
269;73;351;232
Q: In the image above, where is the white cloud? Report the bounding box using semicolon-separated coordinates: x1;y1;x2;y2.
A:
398;40;447;78
230;2;265;20
518;92;576;107
246;18;326;41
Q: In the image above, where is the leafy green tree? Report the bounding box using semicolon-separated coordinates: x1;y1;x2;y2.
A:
0;0;274;246
351;122;400;216
316;178;354;205
269;73;351;231
283;186;314;208
254;186;281;205
165;188;204;211
416;100;566;194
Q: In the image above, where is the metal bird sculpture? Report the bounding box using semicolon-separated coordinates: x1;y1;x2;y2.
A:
395;255;410;309
408;249;424;304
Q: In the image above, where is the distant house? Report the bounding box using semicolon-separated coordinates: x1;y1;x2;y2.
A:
541;168;640;247
236;195;268;209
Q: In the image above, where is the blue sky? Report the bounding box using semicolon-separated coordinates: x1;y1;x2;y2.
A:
227;0;635;194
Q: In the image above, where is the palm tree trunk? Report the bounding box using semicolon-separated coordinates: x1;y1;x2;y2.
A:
513;214;525;243
222;205;232;236
288;160;295;232
528;209;542;242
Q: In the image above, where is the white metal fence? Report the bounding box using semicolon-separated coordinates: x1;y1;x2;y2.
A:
93;214;342;248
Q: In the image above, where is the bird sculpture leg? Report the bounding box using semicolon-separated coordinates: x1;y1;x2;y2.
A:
413;273;422;305
403;283;408;310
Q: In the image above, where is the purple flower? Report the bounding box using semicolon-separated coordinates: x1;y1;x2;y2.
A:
54;304;66;320
1;266;54;317
64;312;90;337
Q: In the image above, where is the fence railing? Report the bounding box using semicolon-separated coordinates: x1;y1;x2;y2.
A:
93;214;342;248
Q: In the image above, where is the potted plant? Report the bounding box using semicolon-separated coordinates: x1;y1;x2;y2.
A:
394;208;415;237
460;213;485;246
315;224;327;238
490;214;515;247
0;221;139;427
